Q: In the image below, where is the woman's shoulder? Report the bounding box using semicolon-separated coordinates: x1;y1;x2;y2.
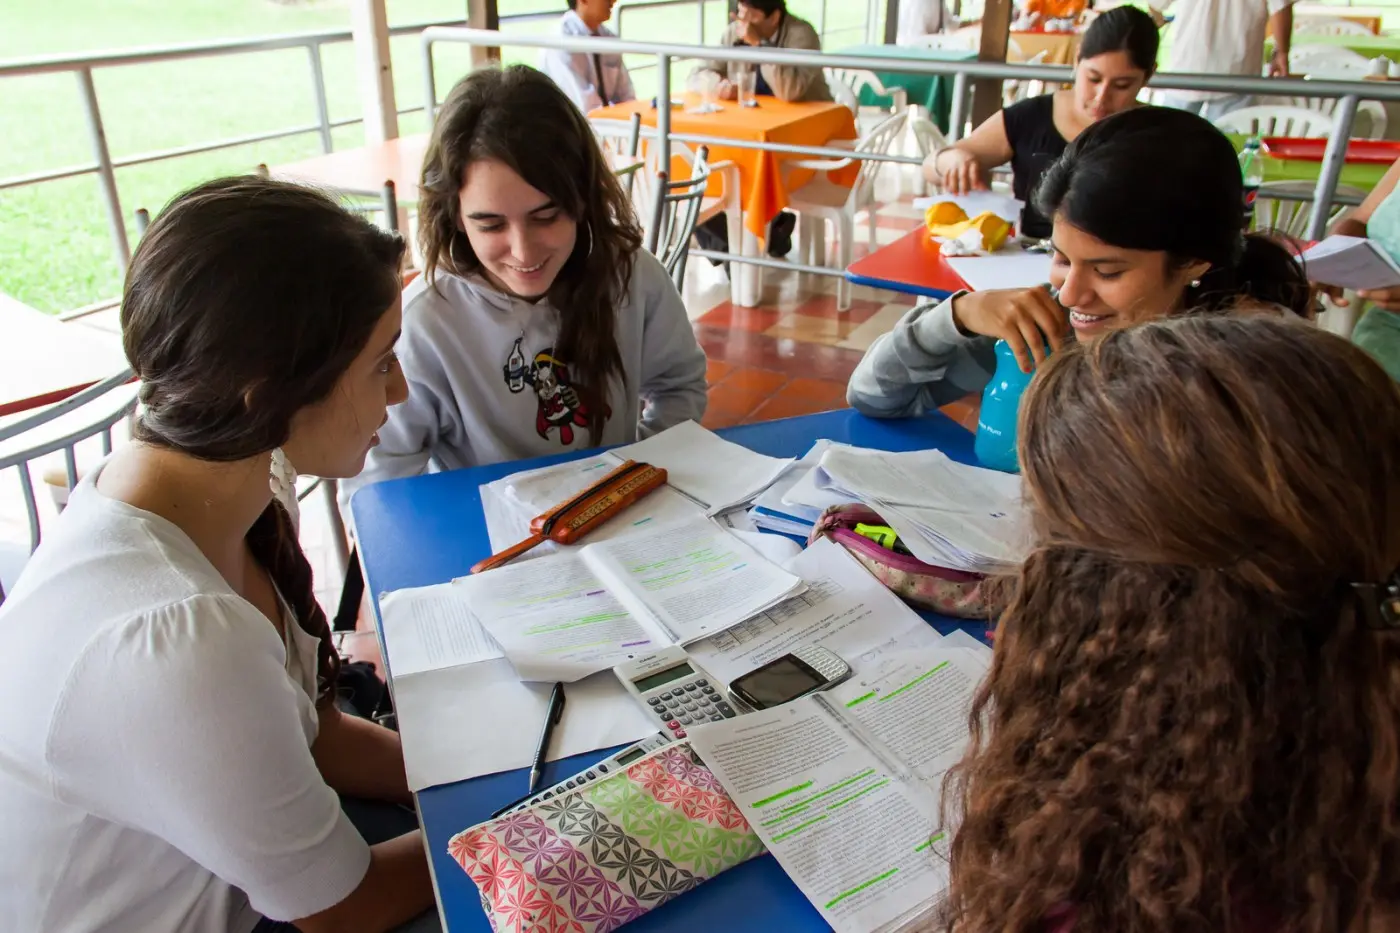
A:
1004;93;1058;131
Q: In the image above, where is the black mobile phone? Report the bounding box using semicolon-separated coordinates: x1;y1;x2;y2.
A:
728;646;852;711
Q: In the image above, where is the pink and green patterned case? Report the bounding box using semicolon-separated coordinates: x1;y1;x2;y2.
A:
448;742;766;933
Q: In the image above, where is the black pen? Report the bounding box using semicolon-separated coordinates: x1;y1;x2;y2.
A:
528;682;566;795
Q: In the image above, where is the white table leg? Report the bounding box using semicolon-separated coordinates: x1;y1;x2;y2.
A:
732;225;764;307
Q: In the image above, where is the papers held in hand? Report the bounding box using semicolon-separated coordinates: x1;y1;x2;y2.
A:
1301;235;1400;292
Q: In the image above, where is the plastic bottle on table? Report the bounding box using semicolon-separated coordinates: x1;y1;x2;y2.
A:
1239;135;1264;232
974;340;1037;474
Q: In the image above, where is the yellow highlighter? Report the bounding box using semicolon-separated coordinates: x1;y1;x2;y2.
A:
853;523;912;555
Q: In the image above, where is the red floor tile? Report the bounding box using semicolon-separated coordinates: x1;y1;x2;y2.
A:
790;294;887;323
747;386;850;423
696;301;785;333
779;377;850;406
706;358;736;386
717;367;788;397
940;395;982;433
693;325;866;383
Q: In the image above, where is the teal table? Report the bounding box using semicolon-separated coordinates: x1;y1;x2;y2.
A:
1267;32;1400;64
838;44;978;132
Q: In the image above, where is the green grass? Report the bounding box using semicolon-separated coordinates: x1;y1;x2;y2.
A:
0;0;872;314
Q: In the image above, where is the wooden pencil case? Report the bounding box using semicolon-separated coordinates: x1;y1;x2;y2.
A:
529;459;668;544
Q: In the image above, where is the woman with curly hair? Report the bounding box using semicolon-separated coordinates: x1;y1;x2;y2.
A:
942;314;1400;933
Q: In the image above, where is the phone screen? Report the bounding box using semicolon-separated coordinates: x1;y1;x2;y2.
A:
731;656;825;709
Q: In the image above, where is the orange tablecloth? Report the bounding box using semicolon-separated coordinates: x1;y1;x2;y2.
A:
591;94;859;239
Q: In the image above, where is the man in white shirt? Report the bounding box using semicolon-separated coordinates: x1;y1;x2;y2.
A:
897;0;958;44
1149;0;1297;122
540;0;636;114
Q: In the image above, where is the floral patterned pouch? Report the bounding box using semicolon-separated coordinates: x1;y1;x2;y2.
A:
447;742;765;933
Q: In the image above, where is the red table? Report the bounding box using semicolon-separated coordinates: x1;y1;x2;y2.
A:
846;226;969;300
0;295;129;417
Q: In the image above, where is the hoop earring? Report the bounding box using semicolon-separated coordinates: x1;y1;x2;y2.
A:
585;221;595;259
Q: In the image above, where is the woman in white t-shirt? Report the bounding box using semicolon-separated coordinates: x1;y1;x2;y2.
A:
0;177;436;933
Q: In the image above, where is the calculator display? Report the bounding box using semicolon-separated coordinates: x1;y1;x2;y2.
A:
615;747;648;766
633;662;694;692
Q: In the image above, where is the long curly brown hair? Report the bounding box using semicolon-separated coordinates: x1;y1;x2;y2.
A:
941;315;1400;933
417;64;643;445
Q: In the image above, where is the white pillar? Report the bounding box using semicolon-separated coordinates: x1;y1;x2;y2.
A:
351;0;399;144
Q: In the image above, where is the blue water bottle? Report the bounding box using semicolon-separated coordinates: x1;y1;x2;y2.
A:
974;340;1036;473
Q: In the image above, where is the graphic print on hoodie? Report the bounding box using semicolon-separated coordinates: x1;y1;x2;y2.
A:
502;337;612;445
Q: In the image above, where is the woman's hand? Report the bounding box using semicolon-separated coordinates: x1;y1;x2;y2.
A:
951;287;1069;373
936;149;990;195
1313;283;1350;308
1358;285;1400;311
715;78;737;100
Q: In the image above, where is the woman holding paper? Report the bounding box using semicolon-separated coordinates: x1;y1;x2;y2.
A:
849;107;1311;417
0;178;439;932
941;315;1400;933
1313;157;1400;381
340;66;707;510
924;6;1159;238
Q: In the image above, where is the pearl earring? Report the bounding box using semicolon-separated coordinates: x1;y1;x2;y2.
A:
1190;278;1202;288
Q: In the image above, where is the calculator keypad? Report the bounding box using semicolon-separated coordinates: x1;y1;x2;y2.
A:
647;677;737;738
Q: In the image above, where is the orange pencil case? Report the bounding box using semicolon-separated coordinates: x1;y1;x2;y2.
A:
470;459;668;574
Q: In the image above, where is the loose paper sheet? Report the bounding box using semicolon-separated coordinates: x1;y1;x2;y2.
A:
612;420;793;513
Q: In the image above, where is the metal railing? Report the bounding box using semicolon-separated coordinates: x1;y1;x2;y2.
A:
0;0;730;297
422;27;1400;243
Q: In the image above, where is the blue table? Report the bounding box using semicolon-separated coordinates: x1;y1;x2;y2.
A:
352;409;985;932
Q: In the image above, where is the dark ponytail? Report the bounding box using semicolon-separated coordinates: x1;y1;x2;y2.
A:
122;176;405;706
1036;106;1310;318
1078;5;1159;76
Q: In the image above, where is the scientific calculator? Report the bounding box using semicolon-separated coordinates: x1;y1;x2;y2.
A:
614;647;740;739
497;732;674;815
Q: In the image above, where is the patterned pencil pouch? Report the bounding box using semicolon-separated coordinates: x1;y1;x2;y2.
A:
447;742;765;933
809;503;995;619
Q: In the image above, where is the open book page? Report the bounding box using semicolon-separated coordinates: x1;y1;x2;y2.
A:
455;552;665;682
688;697;947;933
1301;235;1400;291
583;516;807;645
688;539;942;686
612;420;794;514
831;643;982;788
378;581;503;676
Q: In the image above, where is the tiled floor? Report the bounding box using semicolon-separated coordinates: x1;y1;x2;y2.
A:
0;165;979;644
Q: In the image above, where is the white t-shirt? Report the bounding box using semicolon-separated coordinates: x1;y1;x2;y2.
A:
1153;0;1297;101
0;464;370;933
897;0;955;43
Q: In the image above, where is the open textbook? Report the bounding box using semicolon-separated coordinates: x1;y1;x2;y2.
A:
688;640;987;933
458;515;806;682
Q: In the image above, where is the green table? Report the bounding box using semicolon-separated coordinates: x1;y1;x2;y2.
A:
838;44;978;133
1227;133;1388;190
1267;32;1400;63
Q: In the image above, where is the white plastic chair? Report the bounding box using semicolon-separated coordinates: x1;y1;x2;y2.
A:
1213;105;1337;138
634;140;742;278
1253;180;1368;238
1288;95;1388;139
0;369;139;603
785;110;910;310
1296;17;1374;37
590;112;644;197
1289;43;1372;76
644;152;715;291
909;115;951;197
1003;49;1049;108
825;68;910;119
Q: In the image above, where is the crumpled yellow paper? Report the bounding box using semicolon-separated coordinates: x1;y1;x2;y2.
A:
924;203;1012;253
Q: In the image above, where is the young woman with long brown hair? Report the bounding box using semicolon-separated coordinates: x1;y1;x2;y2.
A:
941;314;1400;932
341;65;706;503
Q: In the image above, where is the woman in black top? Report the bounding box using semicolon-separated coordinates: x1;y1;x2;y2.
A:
926;6;1158;238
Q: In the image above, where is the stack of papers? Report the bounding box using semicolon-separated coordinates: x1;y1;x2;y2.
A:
749;439;847;536
688;635;989;933
459;515;807;682
612;420;794;514
1300;235;1400;291
814;446;1029;574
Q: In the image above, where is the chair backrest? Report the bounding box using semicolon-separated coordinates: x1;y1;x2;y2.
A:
1290;43;1372;76
1288;95;1388;139
825;68;905;114
909;115;950;160
0;368;139;602
590;112;643;158
645;147;713;290
1253;180;1368;239
1296;17;1374;37
1003;49;1049;106
824;69;861;115
849;110;912;208
1213;104;1337;139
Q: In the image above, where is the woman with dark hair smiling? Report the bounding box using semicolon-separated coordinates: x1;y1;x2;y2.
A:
340;65;706;506
0;178;437;932
848;106;1310;418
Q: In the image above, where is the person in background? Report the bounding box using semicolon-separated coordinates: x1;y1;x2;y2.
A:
1020;0;1088;30
850;106;1310;418
340;66;706;506
926;4;1159;239
0;177;437;933
692;0;831;104
1312;155;1400;381
897;0;959;44
940;314;1400;933
540;0;635;113
1149;0;1296;121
